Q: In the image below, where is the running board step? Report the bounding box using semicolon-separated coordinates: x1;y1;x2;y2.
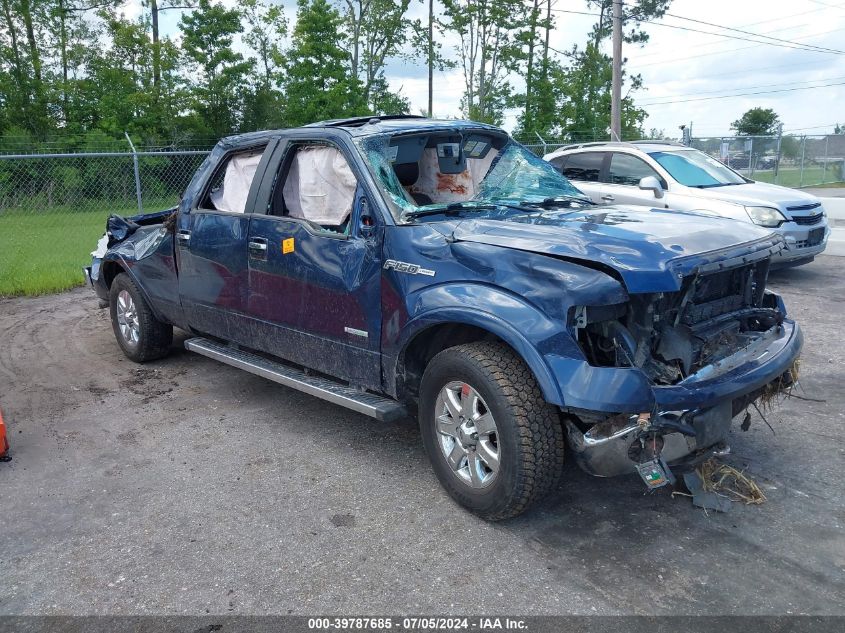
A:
184;337;407;422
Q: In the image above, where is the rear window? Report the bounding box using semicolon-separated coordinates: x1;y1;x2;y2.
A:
560;152;603;182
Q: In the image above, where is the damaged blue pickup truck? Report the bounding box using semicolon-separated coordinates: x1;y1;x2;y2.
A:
86;116;801;520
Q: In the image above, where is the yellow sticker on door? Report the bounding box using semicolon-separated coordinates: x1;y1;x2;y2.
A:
282;237;295;254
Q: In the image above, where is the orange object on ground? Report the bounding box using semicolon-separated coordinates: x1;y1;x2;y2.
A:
0;408;9;460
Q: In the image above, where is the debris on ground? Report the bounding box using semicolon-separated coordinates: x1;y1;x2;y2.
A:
674;458;767;512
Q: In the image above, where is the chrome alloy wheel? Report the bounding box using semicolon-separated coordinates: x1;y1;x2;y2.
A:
435;381;500;488
116;290;140;346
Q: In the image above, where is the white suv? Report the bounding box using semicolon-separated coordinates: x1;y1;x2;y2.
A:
543;141;830;267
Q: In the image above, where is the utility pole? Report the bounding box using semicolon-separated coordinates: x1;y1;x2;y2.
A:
610;0;622;141
428;0;434;117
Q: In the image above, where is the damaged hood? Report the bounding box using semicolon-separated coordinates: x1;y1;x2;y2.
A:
437;206;783;293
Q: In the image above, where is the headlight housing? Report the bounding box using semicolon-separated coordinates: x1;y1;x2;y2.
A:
745;206;787;227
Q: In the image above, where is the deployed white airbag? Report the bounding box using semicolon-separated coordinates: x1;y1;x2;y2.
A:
210;152;263;213
283;146;357;225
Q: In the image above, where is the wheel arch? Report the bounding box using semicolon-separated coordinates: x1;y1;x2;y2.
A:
101;255;166;322
393;309;564;407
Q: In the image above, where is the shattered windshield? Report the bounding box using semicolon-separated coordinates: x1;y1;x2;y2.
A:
354;133;589;223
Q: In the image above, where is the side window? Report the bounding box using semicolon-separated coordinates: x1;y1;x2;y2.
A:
548;154;568;173
200;148;265;213
560;152;603;182
608;153;661;186
272;143;358;234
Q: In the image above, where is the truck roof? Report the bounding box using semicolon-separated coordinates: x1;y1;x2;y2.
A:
218;116;505;148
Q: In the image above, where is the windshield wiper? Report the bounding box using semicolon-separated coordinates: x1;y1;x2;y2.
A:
694;182;741;188
405;202;498;219
518;195;595;209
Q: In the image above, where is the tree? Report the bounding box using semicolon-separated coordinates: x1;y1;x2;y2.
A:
240;0;286;130
731;107;780;136
439;0;531;125
513;0;669;140
282;0;366;126
338;0;418;111
180;0;253;136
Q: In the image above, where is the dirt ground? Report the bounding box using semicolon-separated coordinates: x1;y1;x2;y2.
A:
1;257;844;615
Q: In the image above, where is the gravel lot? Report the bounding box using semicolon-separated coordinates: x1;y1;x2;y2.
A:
1;256;844;616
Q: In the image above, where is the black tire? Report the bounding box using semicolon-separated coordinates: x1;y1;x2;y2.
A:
109;272;172;363
419;341;565;521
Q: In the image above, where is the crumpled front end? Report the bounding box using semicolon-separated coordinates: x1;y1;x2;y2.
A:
555;250;802;482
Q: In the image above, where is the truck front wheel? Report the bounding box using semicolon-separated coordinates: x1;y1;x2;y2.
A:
419;341;565;520
109;273;172;363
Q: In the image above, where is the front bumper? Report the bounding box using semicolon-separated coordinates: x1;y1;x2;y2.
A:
84;257;109;303
551;319;803;477
772;222;830;264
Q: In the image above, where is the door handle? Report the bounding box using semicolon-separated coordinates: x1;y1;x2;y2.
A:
248;238;268;259
176;230;191;243
601;195;615;202
248;239;268;251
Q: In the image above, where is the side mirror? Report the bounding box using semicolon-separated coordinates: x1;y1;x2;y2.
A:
638;175;665;199
359;197;376;237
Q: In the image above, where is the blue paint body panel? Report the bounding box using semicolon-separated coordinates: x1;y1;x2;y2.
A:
86;118;802;432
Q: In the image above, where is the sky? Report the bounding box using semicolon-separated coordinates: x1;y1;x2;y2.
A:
119;0;845;138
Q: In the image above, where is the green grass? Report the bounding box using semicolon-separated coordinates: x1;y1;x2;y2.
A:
752;167;844;188
0;200;175;297
0;209;110;296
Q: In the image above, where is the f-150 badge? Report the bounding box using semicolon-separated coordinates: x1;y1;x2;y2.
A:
383;259;435;277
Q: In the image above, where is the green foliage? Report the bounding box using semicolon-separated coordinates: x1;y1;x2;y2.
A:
282;0;367;126
440;0;531;125
780;135;800;160
731;107;781;136
180;0;254;137
338;0;418;112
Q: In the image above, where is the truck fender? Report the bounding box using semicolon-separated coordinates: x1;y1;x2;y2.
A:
393;284;576;406
101;253;167;323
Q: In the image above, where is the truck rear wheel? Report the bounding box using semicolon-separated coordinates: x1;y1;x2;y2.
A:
109;273;172;363
419;341;565;520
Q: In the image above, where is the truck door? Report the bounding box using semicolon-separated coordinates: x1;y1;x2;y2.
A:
176;141;277;340
245;138;383;390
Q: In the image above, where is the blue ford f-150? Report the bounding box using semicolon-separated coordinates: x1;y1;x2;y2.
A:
85;116;802;519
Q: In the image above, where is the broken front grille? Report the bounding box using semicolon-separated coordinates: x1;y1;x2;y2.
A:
576;259;782;386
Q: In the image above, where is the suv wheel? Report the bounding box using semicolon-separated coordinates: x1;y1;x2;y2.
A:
419;341;565;520
109;272;172;363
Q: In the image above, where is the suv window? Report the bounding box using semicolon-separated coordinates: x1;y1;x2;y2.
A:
560;152;603;182
608;152;661;186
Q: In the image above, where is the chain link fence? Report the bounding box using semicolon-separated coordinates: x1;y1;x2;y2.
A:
0;150;208;296
2;135;844;296
519;134;845;189
689;135;845;188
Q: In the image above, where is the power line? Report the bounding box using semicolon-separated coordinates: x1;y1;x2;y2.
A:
631;27;845;68
641;58;839;82
547;7;845;60
632;15;830;61
637;74;845;104
782;122;840;132
807;0;845;9
631;11;845;55
637;79;845;106
621;15;845;55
